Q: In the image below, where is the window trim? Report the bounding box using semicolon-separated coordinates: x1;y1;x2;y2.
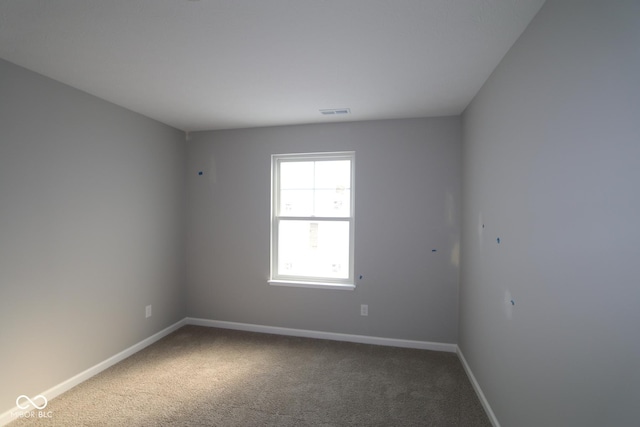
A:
269;151;355;289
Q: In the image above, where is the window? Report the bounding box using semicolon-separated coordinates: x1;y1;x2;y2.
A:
270;152;355;290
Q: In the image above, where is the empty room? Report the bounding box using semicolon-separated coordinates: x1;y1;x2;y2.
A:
1;0;638;426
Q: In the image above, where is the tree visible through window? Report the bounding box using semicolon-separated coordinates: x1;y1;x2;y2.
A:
270;152;355;288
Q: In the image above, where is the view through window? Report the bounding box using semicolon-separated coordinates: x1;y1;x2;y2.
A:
270;152;355;287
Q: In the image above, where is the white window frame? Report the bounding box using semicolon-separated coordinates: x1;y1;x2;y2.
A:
269;151;355;290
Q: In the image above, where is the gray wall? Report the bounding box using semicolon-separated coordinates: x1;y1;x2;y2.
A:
460;1;640;426
0;59;186;413
187;117;461;343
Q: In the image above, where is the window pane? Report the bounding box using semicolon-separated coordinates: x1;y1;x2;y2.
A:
279;159;351;217
278;220;350;279
313;160;351;216
280;189;314;216
280;161;313;216
313;188;351;217
314;160;351;190
280;161;314;189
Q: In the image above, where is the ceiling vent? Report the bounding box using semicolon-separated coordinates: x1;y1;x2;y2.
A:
320;108;351;116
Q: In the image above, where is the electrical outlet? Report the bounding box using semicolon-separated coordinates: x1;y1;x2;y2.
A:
360;304;368;316
145;305;152;318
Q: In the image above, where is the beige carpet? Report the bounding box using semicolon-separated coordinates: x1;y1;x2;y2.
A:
9;326;491;426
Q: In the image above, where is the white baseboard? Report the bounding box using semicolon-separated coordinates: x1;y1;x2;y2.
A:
0;318;186;427
456;346;500;427
186;317;457;353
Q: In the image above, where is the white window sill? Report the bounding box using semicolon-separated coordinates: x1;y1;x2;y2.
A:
268;280;355;291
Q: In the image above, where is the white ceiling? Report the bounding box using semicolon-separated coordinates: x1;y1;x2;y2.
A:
0;0;545;131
